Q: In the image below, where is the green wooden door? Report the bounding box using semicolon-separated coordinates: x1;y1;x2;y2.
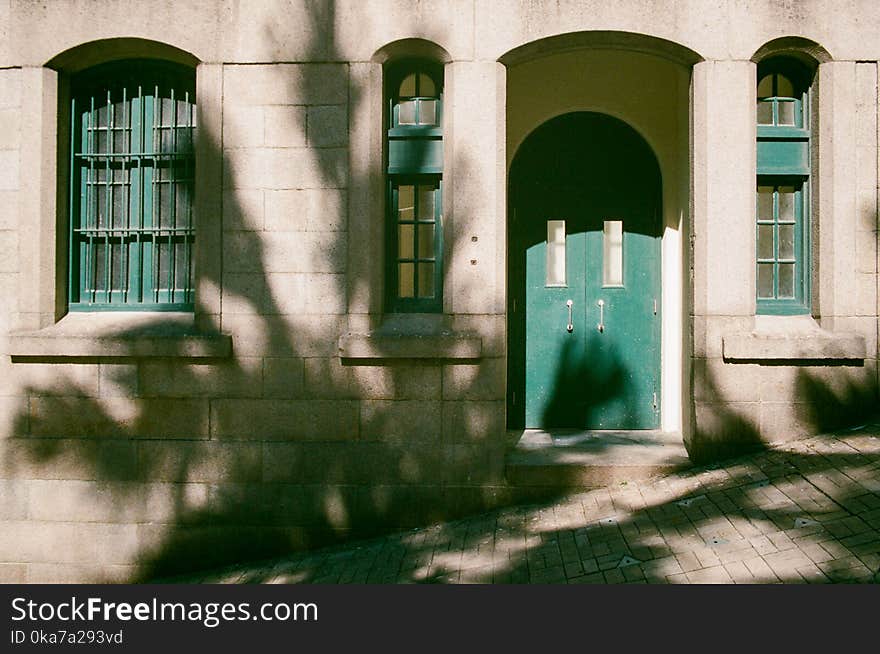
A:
508;112;661;430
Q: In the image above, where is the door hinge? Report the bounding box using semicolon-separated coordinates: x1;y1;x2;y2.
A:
652;391;658;410
653;298;658;315
512;391;516;405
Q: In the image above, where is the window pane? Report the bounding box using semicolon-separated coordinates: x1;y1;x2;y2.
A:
417;185;435;221
419;73;435;97
417;262;434;298
778;224;795;260
398;262;414;298
418;99;437;125
778;187;795;221
417;224;434;259
398;224;414;259
398;100;416;125
778;264;795;298
399;73;416;98
757;186;774;220
546;220;566;286
398;185;414;221
777;100;795;125
603;220;624;287
776;74;794;98
757;75;773;99
756;101;773;125
757;224;774;260
757;263;775;298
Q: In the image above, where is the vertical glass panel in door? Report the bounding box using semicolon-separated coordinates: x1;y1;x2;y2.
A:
545;220;566;286
603;220;624;287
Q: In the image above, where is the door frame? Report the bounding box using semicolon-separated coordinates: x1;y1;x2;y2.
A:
506;110;665;431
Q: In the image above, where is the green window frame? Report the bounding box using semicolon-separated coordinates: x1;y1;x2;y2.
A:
387;178;443;311
385;61;444;312
755;58;812;315
69;59;196;311
756;182;809;313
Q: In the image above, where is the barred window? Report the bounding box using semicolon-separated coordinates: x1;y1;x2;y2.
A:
69;60;195;310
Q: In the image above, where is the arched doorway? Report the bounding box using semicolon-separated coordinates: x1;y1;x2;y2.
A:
507;112;662;430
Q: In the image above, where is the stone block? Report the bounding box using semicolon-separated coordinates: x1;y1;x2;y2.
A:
0;229;17;272
263;357;305;399
451;314;506;357
693;358;761;403
224;146;349;190
0;437;139;482
98;364;140;398
0;521;98;563
143;482;211;522
307;105;348;147
262;442;353;484
223;189;265;231
95;523;142;566
360;400;442;441
137;441;262;483
138;359;263;398
0;191;19;230
0;150;18;191
264;189;310;232
25;479;145;523
441;400;505;442
15;362;101;397
0;108;20;149
28;397;209;439
688;401;763;463
0;479;27;519
442;358;505;400
223;64;347;106
304;358;440;399
0;563;26;583
223;104;265;148
264;188;346;232
211;399;359;440
443;442;507;484
263;106;307;148
758;402;814;443
26;563;134;583
0;69;21;109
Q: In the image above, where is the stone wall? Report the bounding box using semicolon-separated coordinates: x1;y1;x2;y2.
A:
0;0;877;581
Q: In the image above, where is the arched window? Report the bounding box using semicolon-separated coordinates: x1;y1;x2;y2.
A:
69;59;196;310
755;57;813;314
385;60;443;312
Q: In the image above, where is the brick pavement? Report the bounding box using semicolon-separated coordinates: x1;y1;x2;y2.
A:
171;429;880;584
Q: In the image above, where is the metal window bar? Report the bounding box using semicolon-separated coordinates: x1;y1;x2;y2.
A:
71;62;195;310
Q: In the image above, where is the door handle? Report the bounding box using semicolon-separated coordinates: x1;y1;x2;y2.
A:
597;299;605;333
566;299;573;333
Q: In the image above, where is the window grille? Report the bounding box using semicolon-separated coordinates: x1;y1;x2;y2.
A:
69;60;196;310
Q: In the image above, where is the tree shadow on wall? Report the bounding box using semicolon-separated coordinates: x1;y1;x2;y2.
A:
4;0;517;582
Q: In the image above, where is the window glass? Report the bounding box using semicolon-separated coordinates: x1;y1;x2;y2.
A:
603;220;624;287
545;220;566;286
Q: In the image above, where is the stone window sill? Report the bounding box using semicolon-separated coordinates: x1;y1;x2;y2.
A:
722;315;866;362
8;312;233;361
338;313;482;360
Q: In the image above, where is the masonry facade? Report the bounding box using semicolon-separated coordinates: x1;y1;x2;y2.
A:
0;1;877;582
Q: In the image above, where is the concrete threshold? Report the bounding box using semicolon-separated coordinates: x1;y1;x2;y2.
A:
506;429;692;489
